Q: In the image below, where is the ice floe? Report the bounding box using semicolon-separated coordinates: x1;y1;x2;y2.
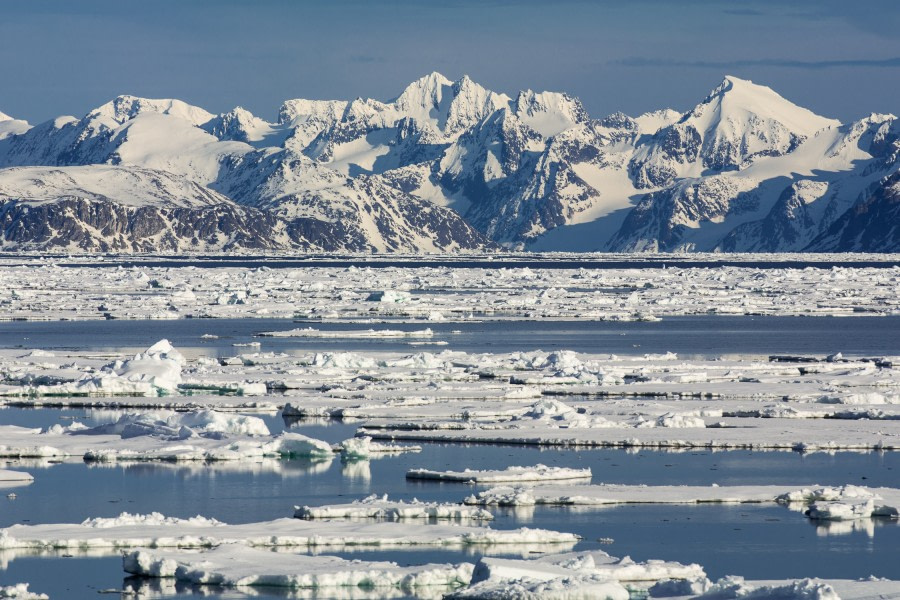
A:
446;550;704;599
294;494;494;521
0;512;579;552
0;419;336;462
124;545;473;591
339;436;421;459
406;465;592;484
0;469;33;483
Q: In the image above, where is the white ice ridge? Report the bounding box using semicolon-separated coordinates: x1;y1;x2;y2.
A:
294;494;494;521
0;584;48;600
0;420;336;462
0;512;579;552
124;545;474;591
446;550;704;600
0;469;33;483
1;257;899;321
406;464;592;484
258;327;434;338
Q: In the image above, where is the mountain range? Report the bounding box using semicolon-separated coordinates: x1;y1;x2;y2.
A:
0;74;897;252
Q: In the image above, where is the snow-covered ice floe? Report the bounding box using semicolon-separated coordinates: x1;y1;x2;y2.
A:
0;416;336;462
0;512;578;552
124;545;473;591
339;436;421;460
648;575;900;599
465;483;900;521
294;495;494;521
446;550;704;599
406;465;592;484
258;327;434;338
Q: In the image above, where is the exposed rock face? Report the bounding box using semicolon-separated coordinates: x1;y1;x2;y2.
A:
806;173;900;252
0;197;288;252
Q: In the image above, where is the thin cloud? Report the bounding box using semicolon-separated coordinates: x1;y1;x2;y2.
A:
614;57;900;69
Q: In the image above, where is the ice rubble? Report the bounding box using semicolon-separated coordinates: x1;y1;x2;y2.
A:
124;545;473;590
294;494;493;521
406;465;592;483
0;512;579;551
1;257;899;322
446;550;704;600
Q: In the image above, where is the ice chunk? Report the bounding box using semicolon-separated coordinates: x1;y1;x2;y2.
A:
339;436;421;459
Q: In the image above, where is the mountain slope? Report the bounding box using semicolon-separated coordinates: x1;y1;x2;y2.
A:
0;73;896;253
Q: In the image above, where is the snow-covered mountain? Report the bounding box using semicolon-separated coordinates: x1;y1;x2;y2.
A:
0;74;896;253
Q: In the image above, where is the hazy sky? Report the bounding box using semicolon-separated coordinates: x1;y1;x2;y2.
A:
2;0;898;124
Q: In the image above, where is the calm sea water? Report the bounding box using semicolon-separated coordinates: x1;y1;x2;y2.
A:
1;315;899;357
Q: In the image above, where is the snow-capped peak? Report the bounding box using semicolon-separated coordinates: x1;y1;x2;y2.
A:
0;109;32;140
278;99;349;126
394;72;453;111
442;75;511;136
88;95;215;127
205;106;273;143
689;75;839;137
513;90;588;137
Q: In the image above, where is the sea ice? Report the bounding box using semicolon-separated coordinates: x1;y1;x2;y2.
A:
406;465;592;484
294;494;494;521
0;512;579;552
123;545;473;590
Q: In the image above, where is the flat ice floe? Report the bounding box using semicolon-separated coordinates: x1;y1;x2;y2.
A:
406;465;592;484
0;512;579;552
124;545;473;591
0;469;33;483
294;495;494;521
258;327;435;338
464;483;900;521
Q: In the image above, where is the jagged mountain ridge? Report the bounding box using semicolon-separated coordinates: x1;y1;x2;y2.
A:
0;73;896;253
